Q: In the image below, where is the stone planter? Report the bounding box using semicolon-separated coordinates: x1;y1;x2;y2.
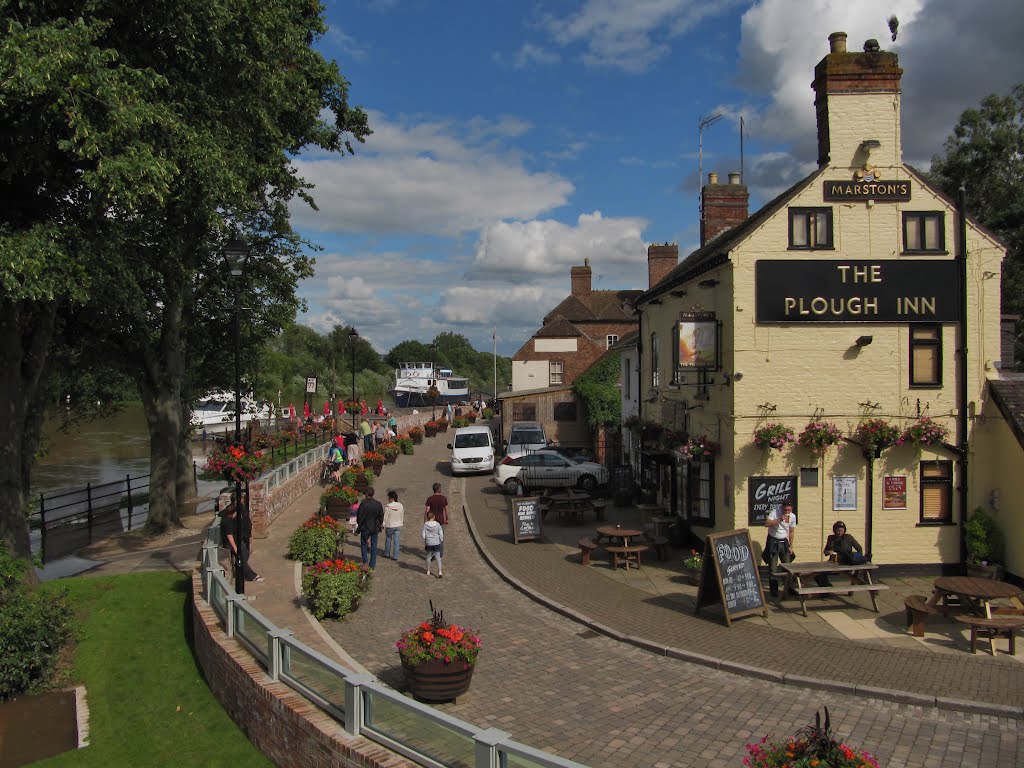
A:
400;656;475;702
966;562;1004;580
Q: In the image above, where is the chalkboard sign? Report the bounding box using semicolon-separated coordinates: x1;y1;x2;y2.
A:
611;465;633;505
510;496;542;543
695;529;767;626
747;475;797;526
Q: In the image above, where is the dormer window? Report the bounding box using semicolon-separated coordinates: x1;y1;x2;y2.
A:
789;208;834;250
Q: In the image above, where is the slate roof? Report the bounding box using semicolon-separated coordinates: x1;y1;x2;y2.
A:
544;289;641;324
534;315;583;338
989;377;1024;452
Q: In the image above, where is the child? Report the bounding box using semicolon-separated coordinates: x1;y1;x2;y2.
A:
422;511;444;577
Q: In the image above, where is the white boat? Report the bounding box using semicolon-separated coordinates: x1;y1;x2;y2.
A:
390;362;469;408
190;391;272;429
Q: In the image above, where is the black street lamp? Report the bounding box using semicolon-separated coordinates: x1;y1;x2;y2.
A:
224;231;250;595
349;327;359;430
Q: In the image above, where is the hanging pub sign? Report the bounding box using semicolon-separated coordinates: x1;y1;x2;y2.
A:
755;260;959;323
747;475;797;526
676;312;719;370
823;178;911;202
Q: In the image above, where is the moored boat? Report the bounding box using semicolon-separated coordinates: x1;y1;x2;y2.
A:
190;391;272;429
390;363;469;408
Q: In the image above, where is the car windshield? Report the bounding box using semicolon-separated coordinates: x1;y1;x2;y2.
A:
454;433;490;448
510;430;545;445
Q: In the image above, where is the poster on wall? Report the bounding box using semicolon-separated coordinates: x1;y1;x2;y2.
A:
883;475;907;510
747;476;797;525
676;312;718;369
832;476;858;511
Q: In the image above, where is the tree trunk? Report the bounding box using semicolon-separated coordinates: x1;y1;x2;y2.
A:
0;298;57;562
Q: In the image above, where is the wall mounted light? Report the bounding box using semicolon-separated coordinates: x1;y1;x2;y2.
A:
648;298;662;305
698;278;720;288
855;335;874;347
860;139;881;151
670;290;687;297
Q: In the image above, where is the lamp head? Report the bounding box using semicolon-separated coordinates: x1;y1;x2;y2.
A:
223;231;250;277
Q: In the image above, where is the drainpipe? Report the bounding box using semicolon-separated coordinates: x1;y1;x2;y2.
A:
864;450;875;554
956;186;970;565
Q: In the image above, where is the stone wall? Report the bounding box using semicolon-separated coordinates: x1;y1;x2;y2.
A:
190;571;416;768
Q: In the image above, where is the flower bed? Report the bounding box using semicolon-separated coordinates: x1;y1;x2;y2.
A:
288;514;346;566
302;558;372;620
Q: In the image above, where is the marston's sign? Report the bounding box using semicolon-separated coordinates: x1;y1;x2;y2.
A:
755;260;959;323
823;179;911;202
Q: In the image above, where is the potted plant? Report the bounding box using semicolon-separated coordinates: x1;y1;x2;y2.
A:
363;451;385;474
378;441;400;463
288;514;346;565
395;435;415;455
482;408;494;420
964;507;1005;580
753;423;795;451
681;549;703;586
302;558;372;620
424;421;439;438
852;418;900;457
896;416;950;448
797;419;843;457
437;418;449;432
451;416;470;429
408;426;424;444
678;435;719;461
396;603;481;702
201;444;271;483
320;484;358;516
344;399;362;415
744;708;879;768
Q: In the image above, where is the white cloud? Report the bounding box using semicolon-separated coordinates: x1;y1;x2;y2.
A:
503;42;561;69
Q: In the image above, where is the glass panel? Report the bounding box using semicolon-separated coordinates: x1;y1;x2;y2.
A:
281;644;347;713
815;212;830;246
912;346;938;383
235;608;270;665
912;326;939;341
905;217;920;250
503;751;557;768
362;690;475;768
924;215;941;249
791;213;808;246
211;578;228;621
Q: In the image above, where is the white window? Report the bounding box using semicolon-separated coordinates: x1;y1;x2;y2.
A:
549;361;563;385
651;333;659;387
607;334;619;349
623;358;631;398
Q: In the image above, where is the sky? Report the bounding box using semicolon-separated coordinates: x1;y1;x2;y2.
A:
292;0;1024;360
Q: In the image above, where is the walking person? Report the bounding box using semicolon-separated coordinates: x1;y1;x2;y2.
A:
422;511;444;577
360;417;372;452
223;503;262;582
424;482;449;555
763;501;796;597
356;487;384;569
374;421;385;449
382;490;404;561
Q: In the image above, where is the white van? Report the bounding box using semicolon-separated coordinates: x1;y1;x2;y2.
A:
448;425;495;475
506;421;548;455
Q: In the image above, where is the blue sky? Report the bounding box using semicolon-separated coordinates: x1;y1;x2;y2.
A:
291;0;1024;359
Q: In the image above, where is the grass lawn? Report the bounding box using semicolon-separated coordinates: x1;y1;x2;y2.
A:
35;572;272;767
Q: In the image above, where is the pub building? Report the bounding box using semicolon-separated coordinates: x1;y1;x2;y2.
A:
631;32;1014;572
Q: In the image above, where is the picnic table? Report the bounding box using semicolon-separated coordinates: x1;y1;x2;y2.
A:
546;490;592;525
780;561;889;617
595;525;648;570
927;576;1022;619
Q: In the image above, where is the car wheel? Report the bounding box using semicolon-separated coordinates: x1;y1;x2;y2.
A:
504;478;522;495
577;474;597;492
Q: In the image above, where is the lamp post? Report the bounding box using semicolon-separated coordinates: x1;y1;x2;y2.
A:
349;327;358;431
429;343;438;420
224;231;250;595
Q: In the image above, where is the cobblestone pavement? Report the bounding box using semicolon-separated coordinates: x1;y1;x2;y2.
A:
312;436;1020;768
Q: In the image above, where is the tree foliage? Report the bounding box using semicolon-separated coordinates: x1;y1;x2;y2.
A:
573;352;621;427
930;84;1024;363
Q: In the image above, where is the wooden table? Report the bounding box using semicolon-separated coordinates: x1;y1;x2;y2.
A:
595;525;645;546
781;561;889;617
546;490;592;525
595;526;648;570
927;576;1022;618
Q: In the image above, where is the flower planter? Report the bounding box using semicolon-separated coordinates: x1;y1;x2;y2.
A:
384;454;397;464
367;461;384;476
966;563;1004;581
410;432;423;444
325;497;350;518
680;567;702;587
400;657;475;702
424;426;438;438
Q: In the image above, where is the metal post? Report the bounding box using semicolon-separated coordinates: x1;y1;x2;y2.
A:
86;482;94;544
234;480;245;595
126;474;134;531
39;493;46;564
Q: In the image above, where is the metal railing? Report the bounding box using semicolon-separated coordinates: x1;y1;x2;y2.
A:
262;442;330;493
200;521;586;768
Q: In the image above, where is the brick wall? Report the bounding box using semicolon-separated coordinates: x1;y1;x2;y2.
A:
190;571;417;768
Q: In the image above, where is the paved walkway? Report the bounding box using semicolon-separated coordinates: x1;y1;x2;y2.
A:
64;434;1022;767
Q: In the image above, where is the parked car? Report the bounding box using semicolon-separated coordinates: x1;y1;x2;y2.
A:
505;421;548;454
493;449;609;495
448;425;495;475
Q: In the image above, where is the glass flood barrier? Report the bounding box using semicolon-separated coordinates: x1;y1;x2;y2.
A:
280;642;347;717
362;688;476;768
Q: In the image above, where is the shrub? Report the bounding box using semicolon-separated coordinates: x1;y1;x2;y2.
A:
0;545;73;700
302;559;372;620
288;515;345;565
482;408;494;419
451;417;470;428
395;435;415;455
965;507;1004;565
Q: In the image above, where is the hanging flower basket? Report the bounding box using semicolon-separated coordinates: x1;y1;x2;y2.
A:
679;435;719;461
753;423;795;451
344;400;362;415
852;418;900;456
896;416;950;448
797;419;843;457
202;445;271;483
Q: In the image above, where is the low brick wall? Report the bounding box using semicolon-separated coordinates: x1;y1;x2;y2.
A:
190;571;415;768
249;458;323;539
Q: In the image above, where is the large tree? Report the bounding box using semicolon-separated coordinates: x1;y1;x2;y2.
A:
0;1;369;556
929;84;1024;364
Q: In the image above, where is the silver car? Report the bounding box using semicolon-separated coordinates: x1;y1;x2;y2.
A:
493;449;609;495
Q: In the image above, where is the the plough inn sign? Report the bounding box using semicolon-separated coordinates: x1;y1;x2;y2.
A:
755;260;959;323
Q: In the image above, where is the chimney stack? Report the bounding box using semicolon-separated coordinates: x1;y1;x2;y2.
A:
647;244;678;289
570;257;592;298
812;32;903;169
701;172;749;247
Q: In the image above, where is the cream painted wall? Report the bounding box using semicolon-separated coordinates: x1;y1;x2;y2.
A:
826;91;901;170
534;338;578;353
512;360;549;391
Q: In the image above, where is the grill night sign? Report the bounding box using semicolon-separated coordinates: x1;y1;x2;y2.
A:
755;260;959;323
823;179;911;201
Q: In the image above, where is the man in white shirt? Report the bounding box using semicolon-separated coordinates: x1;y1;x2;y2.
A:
764;501;796;597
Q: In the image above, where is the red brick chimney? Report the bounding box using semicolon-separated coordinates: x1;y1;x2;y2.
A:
812;31;903;168
570;258;592;298
647;244;678;289
700;172;748;247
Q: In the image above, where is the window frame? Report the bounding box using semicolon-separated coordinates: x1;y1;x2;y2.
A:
686;458;715;526
902;211;946;254
549;360;563;386
919;460;953;525
553;401;577;422
651;333;659;388
607;334;619;349
788;207;834;250
909;324;942;388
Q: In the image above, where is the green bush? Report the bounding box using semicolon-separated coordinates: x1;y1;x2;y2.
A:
0;546;73;700
395;436;414;455
287;515;345;565
965;507;1004;565
451;417;470;428
301;559;372;620
482;408;494;420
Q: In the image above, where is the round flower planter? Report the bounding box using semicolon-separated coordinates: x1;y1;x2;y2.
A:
400;656;475;702
410;433;423;444
367;461;384;476
424;426;438;438
324;497;351;518
384;454;397;464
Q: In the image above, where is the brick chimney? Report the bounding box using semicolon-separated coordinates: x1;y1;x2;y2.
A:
570;257;592;298
812;32;903;169
647;244;678;289
700;172;749;247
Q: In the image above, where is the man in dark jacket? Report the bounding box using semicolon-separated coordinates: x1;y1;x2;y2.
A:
356;486;385;569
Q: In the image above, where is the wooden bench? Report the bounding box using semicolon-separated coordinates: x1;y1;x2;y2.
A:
590;500;609;522
791;583;890;615
639;533;670;561
606;544;649;570
577;537;602;566
904;594;942;637
957;615;1024;655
